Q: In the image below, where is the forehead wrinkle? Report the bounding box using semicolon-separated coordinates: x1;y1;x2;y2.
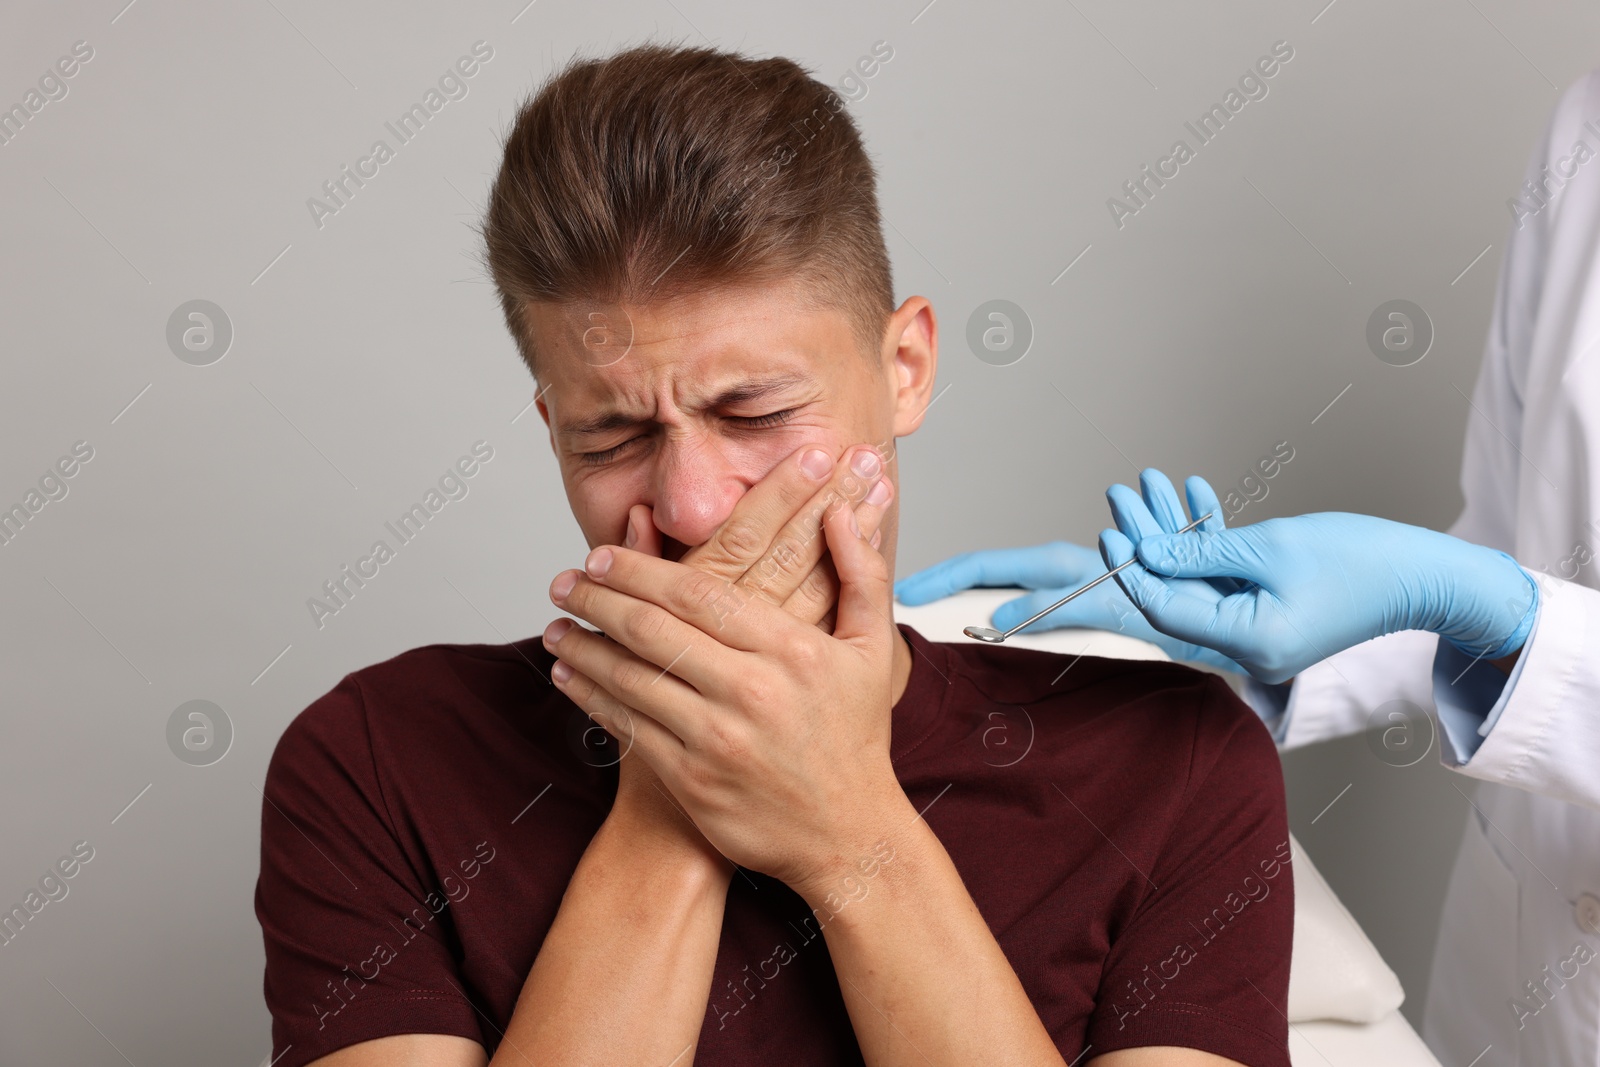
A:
557;367;819;440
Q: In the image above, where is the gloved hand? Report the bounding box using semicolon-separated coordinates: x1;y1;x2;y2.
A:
894;469;1247;673
1099;469;1541;684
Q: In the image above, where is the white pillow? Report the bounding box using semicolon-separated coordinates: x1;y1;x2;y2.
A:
1285;835;1405;1022
892;589;1406;1023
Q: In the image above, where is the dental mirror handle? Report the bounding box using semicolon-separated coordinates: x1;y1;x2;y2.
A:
996;511;1213;640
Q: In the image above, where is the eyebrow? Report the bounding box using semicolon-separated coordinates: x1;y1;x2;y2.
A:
560;371;816;439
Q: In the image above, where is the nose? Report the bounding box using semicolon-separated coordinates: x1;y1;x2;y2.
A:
647;434;747;548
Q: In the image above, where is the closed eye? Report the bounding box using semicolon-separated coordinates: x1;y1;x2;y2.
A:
577;409;799;466
728;408;797;429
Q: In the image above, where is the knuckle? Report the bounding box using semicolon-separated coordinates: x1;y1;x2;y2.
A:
785;638;822;674
730;672;772;710
704;716;748;761
767;531;808;573
716;723;752;764
621;602;669;646
791;564;835;607
1258;647;1287;681
750;535;808;600
569;670;600;705
682;570;733;614
680;754;718;796
610;657;649;696
712;517;766;565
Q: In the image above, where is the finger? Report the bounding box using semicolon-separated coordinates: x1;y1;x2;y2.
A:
739;444;888;610
1138;468;1189;533
566;545;799;658
544;610;717;746
1106;482;1165;543
1135;525;1270;582
553;555;755;696
1182;475;1245;596
1183;475;1228;535
684;445;832;580
780;468;892;625
546;654;685;773
625;503;665;557
781;552;841;629
679;444;835;585
893;541;1104;604
1099;528;1229;644
824;485;894;652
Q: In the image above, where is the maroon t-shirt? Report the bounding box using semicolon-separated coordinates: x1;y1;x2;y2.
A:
257;624;1293;1066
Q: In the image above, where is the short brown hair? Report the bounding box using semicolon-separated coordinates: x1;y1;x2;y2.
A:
481;44;894;376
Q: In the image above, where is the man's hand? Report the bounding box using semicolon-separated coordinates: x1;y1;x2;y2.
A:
654;441;890;631
546;444;1100;1067
545;444;906;895
581;442;897;866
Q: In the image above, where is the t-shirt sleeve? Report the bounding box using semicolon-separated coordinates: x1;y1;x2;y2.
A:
1087;675;1294;1067
256;674;483;1066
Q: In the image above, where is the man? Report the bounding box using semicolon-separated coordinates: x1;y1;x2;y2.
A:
256;44;1294;1067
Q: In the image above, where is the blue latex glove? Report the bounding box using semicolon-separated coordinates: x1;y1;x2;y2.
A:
1098;469;1541;685
894;470;1247;673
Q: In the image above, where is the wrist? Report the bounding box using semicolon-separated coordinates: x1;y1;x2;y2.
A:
796;808;950;942
605;785;732;891
1439;546;1539;660
791;790;918;912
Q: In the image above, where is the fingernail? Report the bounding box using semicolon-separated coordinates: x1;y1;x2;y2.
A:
585;547;613;578
800;448;831;479
552;660;573;683
544;617;573;646
624;518;637;548
551;571;578;602
851;448;881;479
865;478;890;507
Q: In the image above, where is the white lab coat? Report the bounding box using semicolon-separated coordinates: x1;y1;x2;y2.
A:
1252;70;1600;1066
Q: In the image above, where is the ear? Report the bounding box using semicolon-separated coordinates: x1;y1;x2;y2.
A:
883;296;938;437
534;381;557;453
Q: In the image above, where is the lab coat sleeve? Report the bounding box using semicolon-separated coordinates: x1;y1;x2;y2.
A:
1435;570;1600;811
1269;630;1441;750
1428;582;1542;765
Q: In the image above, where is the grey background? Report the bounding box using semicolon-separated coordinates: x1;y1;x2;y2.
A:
0;0;1591;1061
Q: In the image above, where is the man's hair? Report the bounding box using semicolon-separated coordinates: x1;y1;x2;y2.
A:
481;44;894;376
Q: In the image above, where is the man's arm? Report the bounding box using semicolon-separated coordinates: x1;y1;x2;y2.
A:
794;812;1243;1067
305;444;894;1067
796;798;1248;1067
800;798;1075;1066
309;713;728;1067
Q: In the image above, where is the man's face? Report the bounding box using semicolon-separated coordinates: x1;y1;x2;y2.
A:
531;279;932;575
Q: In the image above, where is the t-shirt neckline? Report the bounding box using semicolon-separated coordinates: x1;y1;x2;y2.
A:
889;623;953;763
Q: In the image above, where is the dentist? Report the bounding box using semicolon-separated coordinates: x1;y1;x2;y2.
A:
898;68;1600;1067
